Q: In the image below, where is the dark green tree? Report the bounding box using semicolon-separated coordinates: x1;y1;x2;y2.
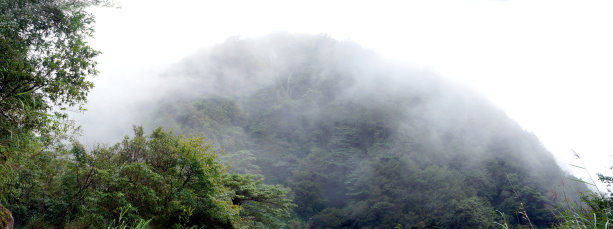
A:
224;173;295;228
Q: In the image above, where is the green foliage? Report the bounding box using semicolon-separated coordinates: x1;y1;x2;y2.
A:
449;197;495;228
554;193;613;228
224;174;295;228
105;206;152;229
0;126;294;228
0;203;13;229
0;0;107;219
552;167;613;228
0;0;110;159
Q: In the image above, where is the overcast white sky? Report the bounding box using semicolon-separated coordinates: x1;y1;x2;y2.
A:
87;0;613;182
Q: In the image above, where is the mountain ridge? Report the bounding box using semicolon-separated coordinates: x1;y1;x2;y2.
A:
142;33;584;227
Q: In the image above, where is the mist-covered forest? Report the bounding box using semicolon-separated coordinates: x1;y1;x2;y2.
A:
138;34;588;228
1;1;610;229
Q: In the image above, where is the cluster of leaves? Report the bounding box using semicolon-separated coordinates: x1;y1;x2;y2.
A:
0;126;294;228
148;34;588;228
0;0;110;160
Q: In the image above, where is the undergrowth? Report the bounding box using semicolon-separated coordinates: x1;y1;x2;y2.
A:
496;151;613;228
106;206;151;229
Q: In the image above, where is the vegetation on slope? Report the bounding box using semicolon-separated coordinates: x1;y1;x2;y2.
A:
146;34;588;228
1;126;294;228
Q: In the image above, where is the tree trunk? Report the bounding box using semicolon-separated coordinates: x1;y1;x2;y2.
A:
0;204;13;229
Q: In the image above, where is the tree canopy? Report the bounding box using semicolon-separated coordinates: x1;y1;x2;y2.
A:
0;0;104;159
1;126;295;228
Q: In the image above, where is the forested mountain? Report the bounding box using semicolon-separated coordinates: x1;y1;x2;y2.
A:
141;34;586;228
0;1;599;228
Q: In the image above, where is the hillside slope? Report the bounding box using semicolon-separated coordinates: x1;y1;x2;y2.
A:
146;34;584;228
